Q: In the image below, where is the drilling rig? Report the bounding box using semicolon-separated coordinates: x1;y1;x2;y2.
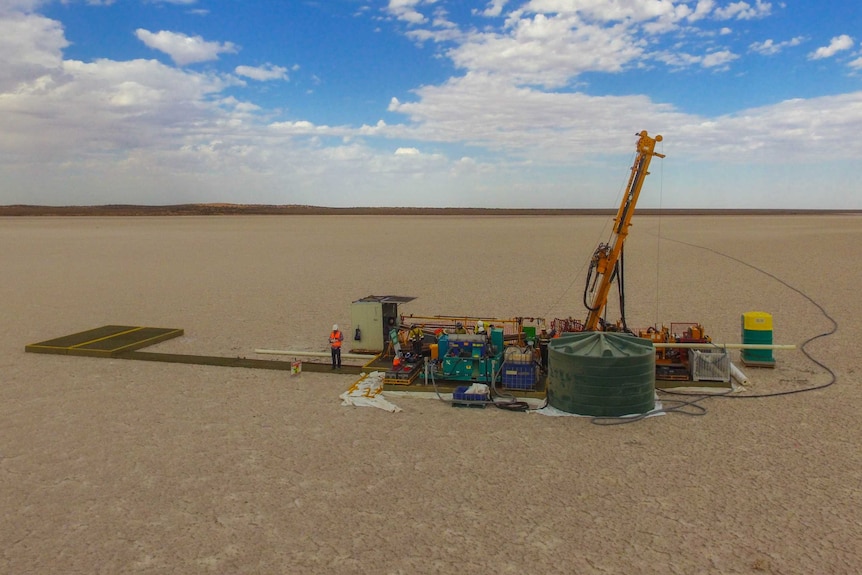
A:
583;130;665;331
579;131;715;381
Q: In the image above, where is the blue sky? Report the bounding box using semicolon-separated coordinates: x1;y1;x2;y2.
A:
1;0;860;208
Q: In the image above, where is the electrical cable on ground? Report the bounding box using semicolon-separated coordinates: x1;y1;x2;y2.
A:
658;237;838;399
587;233;837;424
590;393;717;426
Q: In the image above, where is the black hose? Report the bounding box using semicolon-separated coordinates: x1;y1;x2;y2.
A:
583;260;599;311
617;248;630;333
588;235;838;423
658;237;838;399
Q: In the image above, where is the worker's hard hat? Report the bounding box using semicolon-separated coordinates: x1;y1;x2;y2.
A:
332;324;338;331
477;320;484;327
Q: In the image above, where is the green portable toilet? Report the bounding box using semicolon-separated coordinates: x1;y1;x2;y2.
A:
547;332;655;417
741;312;775;367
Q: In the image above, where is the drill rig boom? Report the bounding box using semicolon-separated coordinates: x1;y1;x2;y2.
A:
584;131;665;331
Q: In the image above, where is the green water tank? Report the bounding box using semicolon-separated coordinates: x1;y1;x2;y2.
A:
547;332;655;417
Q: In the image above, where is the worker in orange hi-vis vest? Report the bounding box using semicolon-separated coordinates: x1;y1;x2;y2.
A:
329;324;344;369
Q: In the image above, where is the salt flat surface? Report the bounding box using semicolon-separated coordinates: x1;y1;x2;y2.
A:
1;214;859;574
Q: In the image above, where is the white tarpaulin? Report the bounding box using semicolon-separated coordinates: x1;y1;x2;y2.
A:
340;371;402;413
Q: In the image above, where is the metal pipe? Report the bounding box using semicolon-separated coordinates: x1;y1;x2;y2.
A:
254;348;375;360
730;363;749;385
651;343;795;350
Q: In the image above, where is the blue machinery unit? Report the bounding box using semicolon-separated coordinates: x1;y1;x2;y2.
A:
436;329;504;382
432;328;539;389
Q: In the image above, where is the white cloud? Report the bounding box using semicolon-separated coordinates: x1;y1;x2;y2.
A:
383;69;862;168
0;1;47;14
713;0;772;21
270;120;325;134
0;57;237;156
688;0;715;22
701;49;738;68
521;0;691;26
0;10;244;169
477;0;509;18
808;35;854;60
654;48;737;70
386;72;687;160
0;11;67;91
749;38;776;55
402;1;753;85
675;93;862;161
396;2;464;43
406;26;464;43
654;50;701;68
448;14;644;87
235;63;288;81
387;0;430;24
135;28;238;66
850;57;862;70
1;1;860;209
749;36;805;56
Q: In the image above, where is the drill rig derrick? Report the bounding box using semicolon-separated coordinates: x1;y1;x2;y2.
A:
583;131;665;331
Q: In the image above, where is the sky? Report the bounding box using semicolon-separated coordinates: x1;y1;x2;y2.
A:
0;0;860;209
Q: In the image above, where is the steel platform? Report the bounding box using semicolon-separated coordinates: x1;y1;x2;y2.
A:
25;325;184;357
25;325;365;374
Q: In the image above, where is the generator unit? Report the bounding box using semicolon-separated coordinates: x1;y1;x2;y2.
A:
350;295;415;353
434;328;505;383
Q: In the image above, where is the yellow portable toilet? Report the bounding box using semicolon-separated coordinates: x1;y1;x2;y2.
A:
741;311;776;367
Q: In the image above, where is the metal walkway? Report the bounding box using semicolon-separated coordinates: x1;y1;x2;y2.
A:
24;325;546;393
25;325;364;374
26;325;184;357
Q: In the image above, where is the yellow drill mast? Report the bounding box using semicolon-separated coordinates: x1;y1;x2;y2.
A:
584;131;665;331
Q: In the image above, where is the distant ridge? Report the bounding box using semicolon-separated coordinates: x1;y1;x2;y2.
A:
0;204;857;216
